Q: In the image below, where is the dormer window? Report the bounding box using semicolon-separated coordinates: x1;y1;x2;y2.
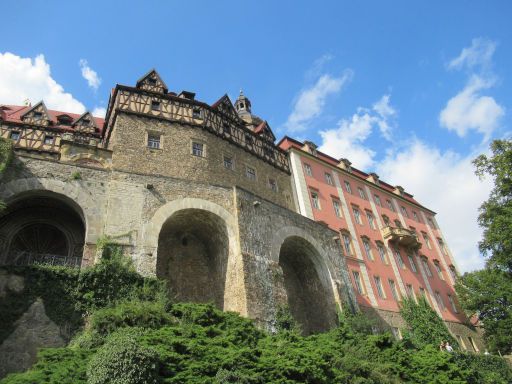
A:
151;101;161;111
33;112;43;119
193;108;202;119
57;116;72;126
148;77;157;85
82;118;91;125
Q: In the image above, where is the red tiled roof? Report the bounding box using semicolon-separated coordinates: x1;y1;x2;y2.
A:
277;136;428;210
0;105;105;135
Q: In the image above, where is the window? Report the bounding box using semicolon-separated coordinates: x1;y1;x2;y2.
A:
311;191;321;209
246;166;256;181
408;255;417;273
413;211;419;221
151;100;161;111
449;265;457;282
268;178;278;192
374;194;381;206
388;279;399;301
422;257;433;277
422;233;432;249
147;133;161;149
386;199;395;211
447;294;459;313
148;77;157;85
224;156;234;170
362;238;374;261
44;135;54;145
358;187;367;200
33;111;43;119
332;199;342;218
406;284;416;301
245;133;253;145
401;206;409;218
395;249;405;269
192;108;202;119
223;123;231;135
366;211;376;229
437;238;447;255
325;172;333;185
192;142;204;157
342;233;352;255
434;261;444;280
419;287;427;299
344;180;352;194
10;131;20;141
382;215;390;226
428;218;436;229
434;291;445;310
377;243;388;264
374;276;386;299
394;219;402;228
304;163;312;176
353;207;362;225
352;271;364;294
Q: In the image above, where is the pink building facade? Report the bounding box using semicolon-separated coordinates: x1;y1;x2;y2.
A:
279;137;483;351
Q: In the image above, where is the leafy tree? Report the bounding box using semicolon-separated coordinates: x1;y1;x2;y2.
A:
456;139;512;354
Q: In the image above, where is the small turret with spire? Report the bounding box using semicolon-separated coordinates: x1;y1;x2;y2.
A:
235;89;257;125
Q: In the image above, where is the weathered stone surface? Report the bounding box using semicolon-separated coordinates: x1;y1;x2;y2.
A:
0;299;66;378
0;270;24;298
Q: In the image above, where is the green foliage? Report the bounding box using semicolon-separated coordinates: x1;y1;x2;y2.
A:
70;171;82;180
2;251;511;384
274;305;301;334
1;348;91;384
473;139;512;271
400;297;457;349
456;139;512;354
453;352;512;384
0;137;13;174
456;269;512;353
86;329;158;384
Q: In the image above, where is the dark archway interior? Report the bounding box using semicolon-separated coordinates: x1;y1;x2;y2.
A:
279;236;336;335
0;192;85;266
156;209;229;309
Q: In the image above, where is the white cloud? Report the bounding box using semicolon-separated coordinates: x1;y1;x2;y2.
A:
79;59;101;91
283;70;353;132
441;38;504;139
0;52;86;113
376;140;491;273
92;106;106;117
318;94;396;168
440;75;504;139
447;38;496;71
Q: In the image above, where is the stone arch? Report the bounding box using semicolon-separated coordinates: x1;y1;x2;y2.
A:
145;198;241;311
0;178;101;245
272;226;338;334
0;184;90;266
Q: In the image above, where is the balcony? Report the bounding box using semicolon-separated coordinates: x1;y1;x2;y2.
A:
381;226;422;250
1;251;82;268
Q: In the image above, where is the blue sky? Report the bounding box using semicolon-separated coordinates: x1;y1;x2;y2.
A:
1;1;510;272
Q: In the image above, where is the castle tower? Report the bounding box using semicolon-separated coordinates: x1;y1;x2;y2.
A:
235;90;254;125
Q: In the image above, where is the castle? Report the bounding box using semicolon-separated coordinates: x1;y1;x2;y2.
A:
0;69;483;347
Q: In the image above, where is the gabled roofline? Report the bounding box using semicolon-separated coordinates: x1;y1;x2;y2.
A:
20;100;49;119
135;68;168;92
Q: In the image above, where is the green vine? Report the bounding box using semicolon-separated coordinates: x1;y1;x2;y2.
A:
0;137;13;174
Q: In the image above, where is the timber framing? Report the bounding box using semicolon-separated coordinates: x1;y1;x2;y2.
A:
104;85;290;173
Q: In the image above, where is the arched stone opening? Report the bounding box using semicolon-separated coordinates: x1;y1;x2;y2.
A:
0;191;86;267
156;208;229;309
279;236;337;334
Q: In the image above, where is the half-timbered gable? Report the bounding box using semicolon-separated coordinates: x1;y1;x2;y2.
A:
254;121;276;143
211;94;245;124
135;69;168;94
72;111;97;134
20;101;50;126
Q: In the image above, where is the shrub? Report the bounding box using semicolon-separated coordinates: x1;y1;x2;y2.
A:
400;297;457;349
86;329;158;384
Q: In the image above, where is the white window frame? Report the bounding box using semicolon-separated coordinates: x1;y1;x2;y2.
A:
408;255;417;273
374;276;386;299
303;163;312;176
325;172;333;185
332;199;342;218
268;178;278;192
362;238;373;261
374;194;381;206
447;294;459;313
366;211;376;229
147;132;161;149
246;166;257;181
342;233;352;256
377;243;388;264
192;141;204;157
358;187;367;200
352;271;364;295
353;207;362;225
344;180;352;194
389;279;399;301
311;190;321;210
223;155;234;170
